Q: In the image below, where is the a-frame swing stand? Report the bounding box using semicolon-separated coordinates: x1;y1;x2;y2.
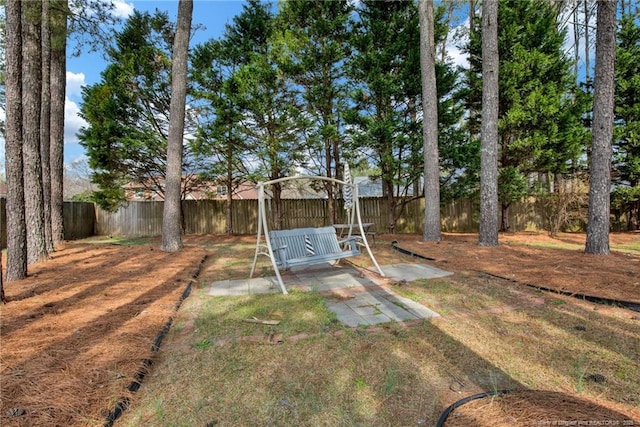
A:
249;175;385;294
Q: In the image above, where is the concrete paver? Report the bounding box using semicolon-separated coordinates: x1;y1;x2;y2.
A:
208;262;450;327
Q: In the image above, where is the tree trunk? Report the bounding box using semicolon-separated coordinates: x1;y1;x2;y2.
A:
22;0;49;265
573;2;580;77
333;134;341;224
419;0;442;242
0;252;5;303
384;179;396;233
273;182;283;231
584;0;591;82
161;0;193;252
226;147;233;235
501;202;510;232
5;0;28;281
50;0;67;246
628;201;638;231
478;0;499;247
585;0;616;255
326;145;336;225
41;0;54;253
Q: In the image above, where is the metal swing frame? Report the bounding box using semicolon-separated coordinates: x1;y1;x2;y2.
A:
249;174;385;294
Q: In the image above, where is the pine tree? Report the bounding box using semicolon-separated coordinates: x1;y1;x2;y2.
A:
345;0;421;233
79;11;202;211
50;0;68;246
612;14;640;230
275;0;354;224
4;0;28;280
22;0;49;264
161;0;192;252
585;0;617;254
229;1;307;229
466;0;586;231
478;0;499;246
419;0;442;242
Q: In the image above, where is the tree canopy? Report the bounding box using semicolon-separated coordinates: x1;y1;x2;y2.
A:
72;0;640;236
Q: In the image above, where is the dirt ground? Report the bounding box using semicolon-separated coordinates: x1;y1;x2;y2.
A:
1;232;639;426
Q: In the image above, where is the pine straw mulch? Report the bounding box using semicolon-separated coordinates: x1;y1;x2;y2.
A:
386;231;640;426
442;390;638;426
1;232;639;426
1;239;207;427
390;231;640;305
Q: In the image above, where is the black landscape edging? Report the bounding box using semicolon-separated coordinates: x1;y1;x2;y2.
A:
390;243;640;313
478;270;640;313
103;254;208;427
436;390;512;427
390;240;436;261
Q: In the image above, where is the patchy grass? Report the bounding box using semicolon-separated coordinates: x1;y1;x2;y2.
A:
4;233;636;426
117;239;640;426
81;235;153;246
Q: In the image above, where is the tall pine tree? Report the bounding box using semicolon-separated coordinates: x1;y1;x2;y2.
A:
275;0;354;224
466;0;586;231
612;13;640;230
345;0;422;233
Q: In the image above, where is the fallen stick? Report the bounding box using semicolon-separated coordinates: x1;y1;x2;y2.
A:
242;317;280;325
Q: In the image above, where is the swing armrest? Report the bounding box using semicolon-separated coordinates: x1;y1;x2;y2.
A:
337;236;358;251
271;244;288;268
272;243;288;253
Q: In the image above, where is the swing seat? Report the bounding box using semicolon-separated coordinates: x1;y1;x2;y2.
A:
269;226;361;270
249;172;385;295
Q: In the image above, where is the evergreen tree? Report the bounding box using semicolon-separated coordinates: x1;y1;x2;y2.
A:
420;0;441;242
49;0;68;246
78;11;201;211
191;39;249;234
189;0;271;233
275;0;354;223
162;0;192;253
586;0;617;254
612;13;640;230
479;0;499;246
22;0;48;264
230;1;307;229
41;0;53;254
4;0;28;281
345;0;422;233
465;0;587;231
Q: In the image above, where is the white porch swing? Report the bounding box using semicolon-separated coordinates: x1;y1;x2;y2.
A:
249;165;385;294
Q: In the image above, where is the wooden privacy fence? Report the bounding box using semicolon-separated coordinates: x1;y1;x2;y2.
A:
1;196;586;245
93;197;549;237
0;199;96;248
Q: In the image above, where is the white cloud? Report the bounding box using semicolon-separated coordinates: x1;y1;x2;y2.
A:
65;97;88;146
112;0;135;19
446;44;469;69
66;71;87;99
446;19;470;69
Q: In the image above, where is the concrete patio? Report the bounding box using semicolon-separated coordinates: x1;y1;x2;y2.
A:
208;262;452;327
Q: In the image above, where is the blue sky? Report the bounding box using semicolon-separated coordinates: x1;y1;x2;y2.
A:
64;0;248;165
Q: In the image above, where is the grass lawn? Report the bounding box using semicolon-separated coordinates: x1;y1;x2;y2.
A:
116;236;640;426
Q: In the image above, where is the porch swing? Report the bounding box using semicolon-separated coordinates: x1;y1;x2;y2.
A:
249;165;385;294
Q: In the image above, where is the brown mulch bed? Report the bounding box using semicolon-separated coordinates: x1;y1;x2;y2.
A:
1;240;207;426
442;390;639;426
390;232;640;305
1;232;639;426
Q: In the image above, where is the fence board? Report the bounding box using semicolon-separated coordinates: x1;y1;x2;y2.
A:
2;195;618;247
63;202;96;239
